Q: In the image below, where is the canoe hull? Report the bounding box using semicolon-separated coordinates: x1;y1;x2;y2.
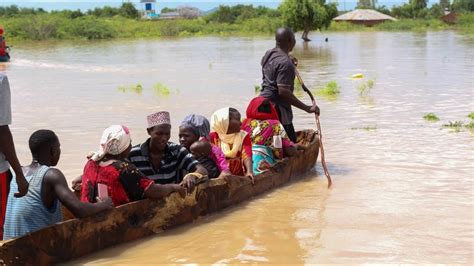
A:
0;130;319;264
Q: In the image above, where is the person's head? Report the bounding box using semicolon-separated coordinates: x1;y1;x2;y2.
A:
29;129;61;166
275;27;296;53
246;96;279;121
211;107;242;136
190;141;212;159
91;125;132;161
179;114;210;150
228;108;242;134
147;111;171;152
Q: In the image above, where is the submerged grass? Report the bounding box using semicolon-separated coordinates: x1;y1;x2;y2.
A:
358;78;375;96
423;112;440;122
351;126;377;131
465;121;474;130
316;81;340;100
468;112;474;120
254;85;261;94
442;120;464;132
118;82;175;97
153;82;177;97
117;83;143;94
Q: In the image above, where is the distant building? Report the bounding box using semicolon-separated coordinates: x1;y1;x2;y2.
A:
140;0;159;19
159;6;200;20
333;9;396;26
441;11;458;24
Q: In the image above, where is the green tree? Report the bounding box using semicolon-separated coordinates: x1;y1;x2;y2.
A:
279;0;337;42
357;0;375;9
452;0;474;11
439;0;450;9
119;3;139;19
410;0;428;10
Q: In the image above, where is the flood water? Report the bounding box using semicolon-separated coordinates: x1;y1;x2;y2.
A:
2;31;473;264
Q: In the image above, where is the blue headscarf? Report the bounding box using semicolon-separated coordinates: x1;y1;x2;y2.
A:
180;114;210;139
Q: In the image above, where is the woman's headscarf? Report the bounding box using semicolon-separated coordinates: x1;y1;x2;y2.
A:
180;114;210;140
91;125;131;161
211;107;247;159
246;96;279;121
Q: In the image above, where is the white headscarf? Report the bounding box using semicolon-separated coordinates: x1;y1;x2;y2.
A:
211;107;247;159
91;125;131;161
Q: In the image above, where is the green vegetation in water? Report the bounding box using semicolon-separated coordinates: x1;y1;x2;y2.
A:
467;112;474;120
442;120;464;132
316;81;340;100
351;126;377;131
423;112;440;122
357;78;375;96
117;83;143;94
465;121;474;130
153;83;173;97
254;85;261;94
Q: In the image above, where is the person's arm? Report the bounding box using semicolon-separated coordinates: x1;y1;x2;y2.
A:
210;144;230;172
178;145;208;193
0;125;28;197
144;183;185;199
241;134;254;183
44;168;113;218
181;164;208;194
276;60;319;115
118;163;186;200
278;86;319;114
71;174;82;192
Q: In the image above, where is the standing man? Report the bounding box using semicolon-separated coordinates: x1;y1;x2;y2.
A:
260;27;319;143
0;73;29;239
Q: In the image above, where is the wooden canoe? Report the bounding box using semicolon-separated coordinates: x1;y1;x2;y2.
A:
0;130;319;265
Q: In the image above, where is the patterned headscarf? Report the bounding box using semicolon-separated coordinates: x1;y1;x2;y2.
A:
91;125;131;161
180;114;211;140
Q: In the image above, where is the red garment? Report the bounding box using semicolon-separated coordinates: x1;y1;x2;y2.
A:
0;171;9;239
81;160;153;207
209;132;252;176
0;37;5;57
245;96;279;121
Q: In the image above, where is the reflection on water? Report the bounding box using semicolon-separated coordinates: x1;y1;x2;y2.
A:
5;32;474;264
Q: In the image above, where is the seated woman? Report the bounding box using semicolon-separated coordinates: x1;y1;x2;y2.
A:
209;107;254;182
179;114;231;179
242;97;298;174
80;125;185;207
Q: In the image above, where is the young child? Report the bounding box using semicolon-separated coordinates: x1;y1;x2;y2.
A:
190;141;220;179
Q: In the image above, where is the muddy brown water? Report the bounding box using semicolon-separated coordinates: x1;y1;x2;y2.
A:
2;31;473;264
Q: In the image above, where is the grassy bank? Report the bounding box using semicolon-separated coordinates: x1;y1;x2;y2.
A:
1;12;472;42
1;14;282;41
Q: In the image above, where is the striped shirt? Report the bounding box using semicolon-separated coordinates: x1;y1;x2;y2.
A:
128;139;198;184
4;165;62;240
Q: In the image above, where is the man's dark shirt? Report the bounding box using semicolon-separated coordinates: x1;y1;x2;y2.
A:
259;47;295;125
128;139;198;184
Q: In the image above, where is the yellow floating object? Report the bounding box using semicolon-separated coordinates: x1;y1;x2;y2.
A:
352;73;364;79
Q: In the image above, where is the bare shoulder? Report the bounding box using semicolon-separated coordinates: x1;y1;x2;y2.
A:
43;167;66;183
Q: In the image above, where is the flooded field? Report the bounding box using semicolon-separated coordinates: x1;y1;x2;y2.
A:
2;31;473;264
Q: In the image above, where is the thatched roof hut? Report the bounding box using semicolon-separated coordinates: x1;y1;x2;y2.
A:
441;12;458;24
333;9;397;26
